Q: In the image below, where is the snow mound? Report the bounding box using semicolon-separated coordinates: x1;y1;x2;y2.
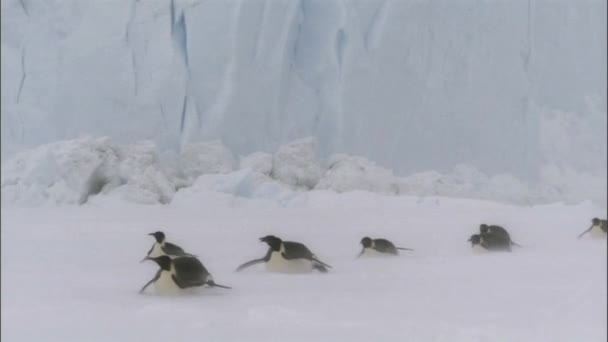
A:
1;137;119;205
399;164;533;204
113;141;176;204
172;168;300;207
1;137;605;207
239;152;273;176
0;137;176;206
271;137;322;190
315;154;399;195
178;141;236;183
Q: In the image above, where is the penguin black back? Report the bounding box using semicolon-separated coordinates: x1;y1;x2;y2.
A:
237;235;331;273
359;237;413;256
480;224;510;240
470;233;511;252
479;224;521;247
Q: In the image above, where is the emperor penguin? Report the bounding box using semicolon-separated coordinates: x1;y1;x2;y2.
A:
236;235;331;273
468;233;511;253
468;234;490;254
479;224;521;247
139;255;231;295
358;237;414;257
577;218;607;240
142;231;192;262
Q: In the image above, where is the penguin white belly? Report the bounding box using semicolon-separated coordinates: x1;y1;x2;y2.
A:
148;243;165;258
361;248;395;257
590;226;607;239
265;251;313;273
472;244;490;254
154;271;181;295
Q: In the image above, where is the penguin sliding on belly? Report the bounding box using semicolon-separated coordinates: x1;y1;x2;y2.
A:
358;237;414;257
479;224;521;248
468;234;512;253
141;231;193;262
578;218;607;240
140;255;231;295
236;235;331;273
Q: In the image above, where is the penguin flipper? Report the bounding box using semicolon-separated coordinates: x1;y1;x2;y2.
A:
141;243;156;262
145;243;155;257
162;243;187;256
236;258;266;272
577;227;593;239
139;270;161;294
206;280;232;289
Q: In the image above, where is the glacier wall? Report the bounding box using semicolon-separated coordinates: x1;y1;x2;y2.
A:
1;0;606;182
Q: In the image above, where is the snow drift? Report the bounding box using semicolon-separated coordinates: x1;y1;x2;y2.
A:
2;137;605;207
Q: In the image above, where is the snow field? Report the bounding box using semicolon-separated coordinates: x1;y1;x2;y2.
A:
1;191;606;341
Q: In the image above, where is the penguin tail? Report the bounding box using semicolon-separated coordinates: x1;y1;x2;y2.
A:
312;257;332;269
396;247;414;251
207;280;232;289
511;241;523;248
313;263;329;273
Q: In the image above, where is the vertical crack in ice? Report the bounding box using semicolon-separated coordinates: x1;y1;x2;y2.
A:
334;29;347;73
16;47;26;104
19;0;29;16
173;12;189;70
126;0;138;96
291;0;304;70
365;0;388;52
253;0;269;62
523;0;533;73
179;95;188;136
170;0;175;34
159;102;168;127
171;1;191;146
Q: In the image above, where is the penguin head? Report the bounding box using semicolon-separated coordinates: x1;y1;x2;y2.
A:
149;231;166;243
479;224;489;234
592;218;600;225
260;235;282;250
145;255;172;271
468;234;482;246
360;237;373;248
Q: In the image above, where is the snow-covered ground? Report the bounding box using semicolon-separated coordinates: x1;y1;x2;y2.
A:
2;190;606;341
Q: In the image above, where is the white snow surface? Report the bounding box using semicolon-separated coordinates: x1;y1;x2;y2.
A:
2;191;606;341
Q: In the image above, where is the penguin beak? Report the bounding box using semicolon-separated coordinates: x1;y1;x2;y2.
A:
140;256;152;263
259;237;266;242
148;233;155;236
